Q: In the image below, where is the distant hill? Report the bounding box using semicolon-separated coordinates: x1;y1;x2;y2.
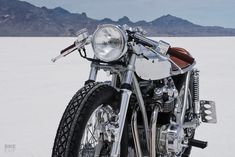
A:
1;0;235;36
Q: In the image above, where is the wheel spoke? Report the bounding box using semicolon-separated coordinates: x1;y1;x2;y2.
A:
87;125;98;144
79;105;115;156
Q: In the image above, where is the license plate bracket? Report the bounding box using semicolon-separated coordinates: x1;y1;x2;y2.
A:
200;100;217;123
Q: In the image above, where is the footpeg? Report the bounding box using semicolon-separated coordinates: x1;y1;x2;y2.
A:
200;100;217;123
189;139;208;149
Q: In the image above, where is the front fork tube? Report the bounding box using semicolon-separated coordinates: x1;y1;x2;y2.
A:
111;89;132;157
110;54;137;157
88;65;98;81
88;56;98;82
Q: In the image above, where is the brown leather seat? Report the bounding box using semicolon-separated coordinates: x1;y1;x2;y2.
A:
169;47;192;71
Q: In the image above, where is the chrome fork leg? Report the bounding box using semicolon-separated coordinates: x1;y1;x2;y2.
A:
110;54;137;157
110;89;132;157
88;65;98;81
150;106;160;157
111;74;118;87
131;109;143;157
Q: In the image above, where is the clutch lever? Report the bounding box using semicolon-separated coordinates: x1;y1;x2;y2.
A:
51;42;76;62
51;28;91;62
51;36;92;63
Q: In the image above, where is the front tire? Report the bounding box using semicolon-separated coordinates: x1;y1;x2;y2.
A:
52;82;128;157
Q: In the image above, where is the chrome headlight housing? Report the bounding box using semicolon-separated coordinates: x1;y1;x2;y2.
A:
92;24;127;62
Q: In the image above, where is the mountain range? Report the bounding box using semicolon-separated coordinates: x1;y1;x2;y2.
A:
1;0;235;36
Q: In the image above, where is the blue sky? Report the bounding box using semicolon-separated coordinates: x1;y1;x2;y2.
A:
21;0;235;28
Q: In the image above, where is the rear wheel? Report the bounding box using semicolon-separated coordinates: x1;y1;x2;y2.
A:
52;82;128;157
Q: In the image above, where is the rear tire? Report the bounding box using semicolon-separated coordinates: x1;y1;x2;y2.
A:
52;82;128;157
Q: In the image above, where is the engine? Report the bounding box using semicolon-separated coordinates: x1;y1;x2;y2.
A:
150;77;178;113
139;77;188;156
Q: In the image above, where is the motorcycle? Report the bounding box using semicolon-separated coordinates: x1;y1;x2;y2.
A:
51;24;217;157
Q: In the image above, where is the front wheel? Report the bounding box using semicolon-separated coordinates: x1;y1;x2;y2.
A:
52;82;128;157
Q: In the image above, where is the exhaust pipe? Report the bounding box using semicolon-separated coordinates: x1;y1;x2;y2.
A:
150;106;160;157
131;109;143;157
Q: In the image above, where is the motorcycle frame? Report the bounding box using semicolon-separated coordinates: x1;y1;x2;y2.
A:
50;25;217;157
86;50;195;157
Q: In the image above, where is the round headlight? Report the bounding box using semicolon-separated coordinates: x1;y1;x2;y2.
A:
92;24;127;62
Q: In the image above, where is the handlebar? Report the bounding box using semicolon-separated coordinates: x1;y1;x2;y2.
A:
128;31;195;64
51;28;91;63
53;26;195;65
128;31;158;48
60;42;76;54
51;42;78;62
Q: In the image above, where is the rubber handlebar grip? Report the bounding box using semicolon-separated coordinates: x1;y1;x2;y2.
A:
60;42;76;54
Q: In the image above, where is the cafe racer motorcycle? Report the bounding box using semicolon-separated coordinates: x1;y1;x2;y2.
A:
51;24;217;157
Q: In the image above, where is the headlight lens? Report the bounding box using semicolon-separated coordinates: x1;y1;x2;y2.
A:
92;24;127;62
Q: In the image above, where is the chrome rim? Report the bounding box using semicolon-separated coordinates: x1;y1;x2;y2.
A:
78;105;116;157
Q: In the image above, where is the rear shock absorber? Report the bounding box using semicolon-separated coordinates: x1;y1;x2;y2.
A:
192;69;200;115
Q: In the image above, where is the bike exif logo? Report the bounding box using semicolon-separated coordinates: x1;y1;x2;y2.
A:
4;144;16;153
